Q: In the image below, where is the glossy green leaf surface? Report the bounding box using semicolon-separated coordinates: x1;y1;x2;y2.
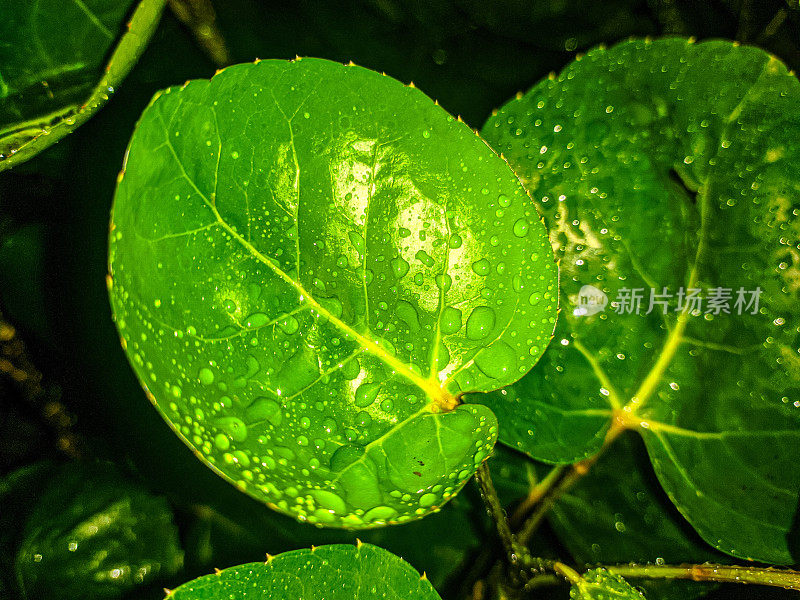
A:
13;461;183;599
170;543;441;600
571;569;646;600
108;58;558;527
481;38;800;563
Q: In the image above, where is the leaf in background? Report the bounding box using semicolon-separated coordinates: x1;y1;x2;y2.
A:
0;463;56;580
170;543;442;600
571;568;646;600
549;433;721;600
481;38;800;564
108;58;557;527
0;0;167;171
14;461;183;599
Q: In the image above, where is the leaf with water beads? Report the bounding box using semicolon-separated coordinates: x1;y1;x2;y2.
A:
108;57;558;527
169;543;442;599
482;37;800;564
570;568;646;600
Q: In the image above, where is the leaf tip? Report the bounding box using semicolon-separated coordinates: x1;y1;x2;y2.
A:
421;571;428;581
355;538;363;549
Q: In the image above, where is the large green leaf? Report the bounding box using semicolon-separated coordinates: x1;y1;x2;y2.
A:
13;461;183;599
0;0;167;170
169;543;441;599
481;37;800;564
108;58;558;528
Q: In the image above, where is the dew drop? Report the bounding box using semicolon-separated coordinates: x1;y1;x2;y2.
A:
466;306;496;340
348;230;365;254
513;218;529;237
440;306;463;335
215;417;248;442
419;493;437;507
415;249;435;267
245;312;269;327
354;382;381;407
278;314;299;334
198;368;215;385
246;397;282;425
391;256;410;278
471;258;491;276
475;341;517;379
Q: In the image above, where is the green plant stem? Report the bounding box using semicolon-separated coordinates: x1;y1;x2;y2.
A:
510;464;565;527
474;462;528;569
0;0;168;172
517;423;625;545
605;563;800;591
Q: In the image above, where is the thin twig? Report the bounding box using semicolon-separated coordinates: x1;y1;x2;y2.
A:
475;462;526;568
168;0;231;67
757;8;789;42
517;423;625;545
510;464;565;527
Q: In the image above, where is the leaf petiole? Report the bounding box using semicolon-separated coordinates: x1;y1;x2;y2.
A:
604;563;800;591
516;420;626;544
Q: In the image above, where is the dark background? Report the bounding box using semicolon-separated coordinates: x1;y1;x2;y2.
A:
1;1;799;598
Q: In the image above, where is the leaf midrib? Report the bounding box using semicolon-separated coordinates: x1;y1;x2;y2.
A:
155;111;450;408
589;55;777;422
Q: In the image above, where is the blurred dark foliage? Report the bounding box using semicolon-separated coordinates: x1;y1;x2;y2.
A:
1;1;799;598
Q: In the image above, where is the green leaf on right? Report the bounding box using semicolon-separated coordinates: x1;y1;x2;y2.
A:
169;543;442;600
571;568;646;600
481;37;800;564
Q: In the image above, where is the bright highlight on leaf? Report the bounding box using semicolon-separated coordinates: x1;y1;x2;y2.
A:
108;58;558;528
168;543;442;600
482;38;800;564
